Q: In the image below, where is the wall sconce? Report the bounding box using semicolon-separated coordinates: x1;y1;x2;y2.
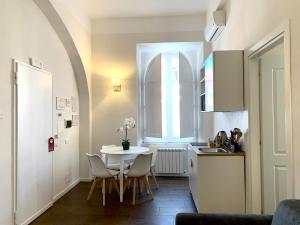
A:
112;78;121;92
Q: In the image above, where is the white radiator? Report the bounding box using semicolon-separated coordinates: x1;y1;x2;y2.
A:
154;148;187;175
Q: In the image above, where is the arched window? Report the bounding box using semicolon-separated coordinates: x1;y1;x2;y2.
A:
140;49;198;143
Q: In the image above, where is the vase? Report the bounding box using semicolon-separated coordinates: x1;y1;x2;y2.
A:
122;141;130;150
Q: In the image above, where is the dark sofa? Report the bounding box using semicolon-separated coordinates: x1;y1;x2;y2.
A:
176;199;300;225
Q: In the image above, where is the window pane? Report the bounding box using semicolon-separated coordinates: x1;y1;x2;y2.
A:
161;53;180;140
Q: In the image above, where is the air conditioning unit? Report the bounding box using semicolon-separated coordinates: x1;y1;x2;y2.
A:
205;10;226;42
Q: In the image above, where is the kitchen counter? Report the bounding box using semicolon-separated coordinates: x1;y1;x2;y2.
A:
189;144;245;156
188;143;245;213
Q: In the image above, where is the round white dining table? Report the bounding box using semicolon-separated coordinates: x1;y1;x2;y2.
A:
100;146;149;202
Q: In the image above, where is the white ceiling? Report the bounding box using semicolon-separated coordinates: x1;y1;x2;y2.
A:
70;0;209;19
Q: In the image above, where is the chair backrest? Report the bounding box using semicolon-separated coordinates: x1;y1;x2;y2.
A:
86;153;113;178
100;145;116;164
272;199;300;225
127;153;153;177
149;145;158;167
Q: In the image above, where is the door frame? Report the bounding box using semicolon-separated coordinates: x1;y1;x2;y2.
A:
12;60;54;224
244;21;293;213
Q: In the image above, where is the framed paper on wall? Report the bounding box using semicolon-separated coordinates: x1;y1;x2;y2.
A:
56;97;65;110
72;114;79;126
66;98;72;108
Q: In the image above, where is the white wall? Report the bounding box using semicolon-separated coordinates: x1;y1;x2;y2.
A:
91;15;209;153
206;0;300;208
50;0;92;92
49;0;93;180
0;0;81;224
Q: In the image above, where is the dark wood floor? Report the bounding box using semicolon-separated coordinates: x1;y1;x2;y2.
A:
31;177;196;225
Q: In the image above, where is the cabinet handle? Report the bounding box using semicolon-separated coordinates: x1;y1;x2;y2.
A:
190;160;193;168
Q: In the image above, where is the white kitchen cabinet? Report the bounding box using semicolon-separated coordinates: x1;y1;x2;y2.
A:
188;145;245;213
200;50;244;112
188;145;198;200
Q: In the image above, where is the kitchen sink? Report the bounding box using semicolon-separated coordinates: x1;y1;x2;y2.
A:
190;142;208;146
198;148;228;153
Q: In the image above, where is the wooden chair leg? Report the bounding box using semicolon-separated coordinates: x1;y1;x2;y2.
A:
132;178;137;205
112;178;120;196
87;178;97;201
143;176;154;200
102;178;106;207
150;168;159;189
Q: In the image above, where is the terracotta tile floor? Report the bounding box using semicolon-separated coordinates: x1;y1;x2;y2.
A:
30;177;196;225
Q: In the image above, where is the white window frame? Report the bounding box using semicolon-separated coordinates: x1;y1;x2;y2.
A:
136;42;203;146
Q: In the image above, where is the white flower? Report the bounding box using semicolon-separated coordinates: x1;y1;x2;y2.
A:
117;117;136;140
124;117;136;129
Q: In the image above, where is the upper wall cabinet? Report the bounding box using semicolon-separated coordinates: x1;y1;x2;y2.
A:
200;50;244;112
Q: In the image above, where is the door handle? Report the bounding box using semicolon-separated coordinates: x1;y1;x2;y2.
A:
48;137;54;152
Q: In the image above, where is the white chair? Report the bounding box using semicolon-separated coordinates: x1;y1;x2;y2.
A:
123;153;154;205
86;153;120;206
149;145;159;189
99;145;116;161
101;145;130;171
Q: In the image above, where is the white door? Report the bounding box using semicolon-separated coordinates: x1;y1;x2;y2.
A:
16;62;53;225
259;42;288;214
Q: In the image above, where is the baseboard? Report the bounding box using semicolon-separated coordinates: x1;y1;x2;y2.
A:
16;179;80;224
53;178;80;202
80;177;93;182
18;201;52;225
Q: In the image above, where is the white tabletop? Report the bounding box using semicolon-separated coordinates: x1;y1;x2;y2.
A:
100;146;149;155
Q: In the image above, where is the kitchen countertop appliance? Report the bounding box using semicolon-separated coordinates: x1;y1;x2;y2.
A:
210;129;243;152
